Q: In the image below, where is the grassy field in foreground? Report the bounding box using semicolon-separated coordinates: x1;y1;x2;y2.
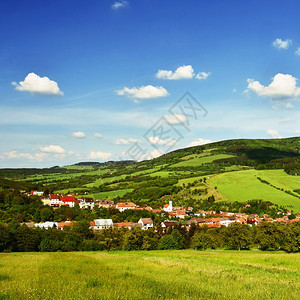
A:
0;250;299;300
207;169;300;212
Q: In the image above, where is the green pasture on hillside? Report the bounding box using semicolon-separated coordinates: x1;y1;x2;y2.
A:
170;154;235;168
207;169;300;211
86;188;134;199
0;250;299;299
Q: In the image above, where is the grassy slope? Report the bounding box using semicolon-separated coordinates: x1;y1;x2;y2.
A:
207;169;300;211
0;251;299;300
85;189;134;199
170;154;235;167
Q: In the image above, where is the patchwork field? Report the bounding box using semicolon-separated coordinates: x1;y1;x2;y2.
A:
0;250;299;300
207;169;300;211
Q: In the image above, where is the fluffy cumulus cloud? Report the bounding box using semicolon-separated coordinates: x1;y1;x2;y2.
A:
187;138;212;147
164;113;187;124
272;38;292;50
12;73;63;96
116;85;169;100
4;151;47;161
148;136;178;146
246;73;300;100
156;65;194;80
115;138;139;145
267;130;282;139
156;65;211;81
295;48;300;56
72;131;86;138
88;151;112;160
94;133;103;139
111;1;128;10
40;145;66;154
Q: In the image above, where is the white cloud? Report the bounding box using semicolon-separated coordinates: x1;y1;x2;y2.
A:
72;131;86;138
148;136;178;146
246;73;300;100
295;48;300;56
187;138;212;147
156;65;211;81
272;38;292;50
115;138;140;145
111;1;128;10
12;73;63;96
156;65;194;80
164;113;187;124
195;72;211;80
117;85;169;100
143;149;165;160
40;145;66;154
4;151;47;161
94;133;103;139
267;129;282;139
88;151;112;160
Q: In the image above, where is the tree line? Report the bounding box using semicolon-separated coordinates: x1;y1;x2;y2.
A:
0;221;299;253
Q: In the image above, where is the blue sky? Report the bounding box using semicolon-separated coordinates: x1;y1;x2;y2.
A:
1;0;300;167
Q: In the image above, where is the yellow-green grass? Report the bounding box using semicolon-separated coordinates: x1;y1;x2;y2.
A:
54;188;87;194
85;189;134;199
21;169;112;183
0;250;299;299
84;175;127;188
170;154;235;168
64;165;95;170
207;169;300;211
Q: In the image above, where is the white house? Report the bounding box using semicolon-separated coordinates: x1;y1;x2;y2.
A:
34;222;57;229
138;218;154;230
50;194;61;207
79;198;95;210
163;200;173;212
90;219;113;230
116;202;136;212
220;219;236;227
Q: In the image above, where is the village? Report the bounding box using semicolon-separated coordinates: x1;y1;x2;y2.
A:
25;191;300;231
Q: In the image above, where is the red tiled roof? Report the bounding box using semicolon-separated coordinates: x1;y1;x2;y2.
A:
50;194;61;200
57;222;74;228
114;222;131;227
90;221;96;226
116;202;136;207
61;196;78;202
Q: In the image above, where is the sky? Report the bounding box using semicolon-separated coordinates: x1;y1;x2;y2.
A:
1;0;300;168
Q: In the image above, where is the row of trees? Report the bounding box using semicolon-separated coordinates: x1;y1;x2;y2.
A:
0;221;299;253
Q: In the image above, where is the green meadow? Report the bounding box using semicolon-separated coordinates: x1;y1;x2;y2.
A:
86;189;134;200
0;250;299;300
207;169;300;211
170;154;235;168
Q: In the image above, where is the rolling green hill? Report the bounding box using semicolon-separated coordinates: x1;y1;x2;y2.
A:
1;137;300;212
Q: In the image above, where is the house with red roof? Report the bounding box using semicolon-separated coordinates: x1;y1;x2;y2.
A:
163;200;173;212
138;218;153;230
50;194;61;207
115;202;136;212
57;221;74;230
61;196;80;208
